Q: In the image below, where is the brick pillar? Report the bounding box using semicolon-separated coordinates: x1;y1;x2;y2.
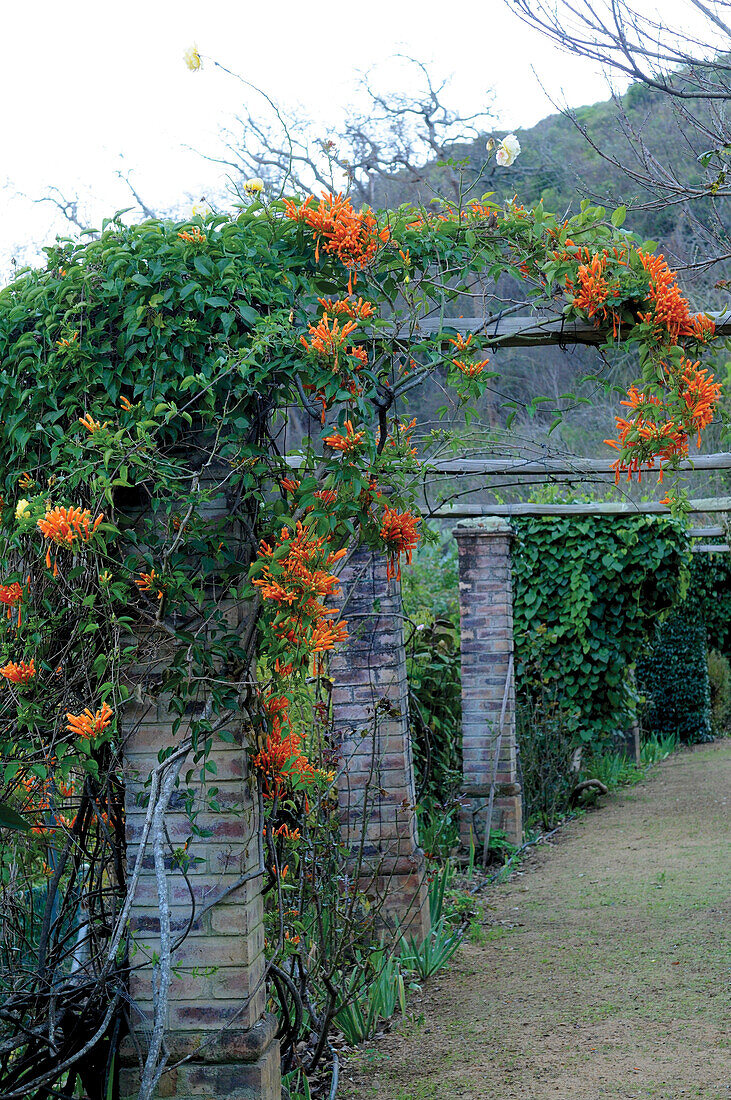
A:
330;548;430;943
454;519;522;850
120;692;280;1099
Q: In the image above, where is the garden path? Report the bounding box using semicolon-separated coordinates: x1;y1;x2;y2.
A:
341;741;730;1100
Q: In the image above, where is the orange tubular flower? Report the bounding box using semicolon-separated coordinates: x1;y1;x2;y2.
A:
66;702;114;741
679;360;722;446
178;226;206;244
38;506;104;547
447;333;473;353
253;522;348;677
120;395;134;411
314;488;338;506
452;358;489;377
637;251;715;343
380;506;421;581
0;658;35;685
317;297;375;320
284;192;388;291
311;619;349;652
324;419;365;453
252;712;317;799
79;413;108;433
280;478;300;494
135;569;162;597
0;581;24;628
300;313;359;372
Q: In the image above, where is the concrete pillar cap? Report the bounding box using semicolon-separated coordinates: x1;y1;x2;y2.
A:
453;517;513;537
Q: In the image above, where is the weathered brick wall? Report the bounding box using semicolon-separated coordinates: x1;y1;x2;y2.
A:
120;693;280;1099
454;519;522;849
119;473;280;1099
330;548;430;942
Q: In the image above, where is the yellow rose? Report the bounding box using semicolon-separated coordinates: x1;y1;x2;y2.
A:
244;178;264;196
15;499;31;520
184;46;202;72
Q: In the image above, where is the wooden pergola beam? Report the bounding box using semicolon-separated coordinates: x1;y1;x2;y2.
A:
394;310;731;348
432;497;731;518
423;453;731;476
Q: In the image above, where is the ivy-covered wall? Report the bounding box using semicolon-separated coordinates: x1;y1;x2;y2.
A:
511;515;689;747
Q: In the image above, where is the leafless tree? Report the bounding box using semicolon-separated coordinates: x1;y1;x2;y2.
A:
508;0;731;276
206;56;495;207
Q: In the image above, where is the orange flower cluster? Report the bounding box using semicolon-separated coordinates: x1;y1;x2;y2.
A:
380;506;421;580
284;192;389;289
38;506;103;547
135;569;163;598
79;413;108;434
453;359;488;377
680;361;722;445
324;419;365;454
252;521;348;675
637;251;715;343
178;227;206;244
605;357;721;482
566;247;629;335
252;695;318;799
280;478;300;494
447;332;490;378
300;313;363;373
314;488;337;506
0;658;35;685
66;702;114;741
0;581;24;628
317;297;375;320
38;505;104;574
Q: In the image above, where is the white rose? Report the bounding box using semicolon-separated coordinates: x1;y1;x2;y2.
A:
496;134;521;167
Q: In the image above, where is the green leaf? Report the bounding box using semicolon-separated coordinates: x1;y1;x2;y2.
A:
0;802;30;831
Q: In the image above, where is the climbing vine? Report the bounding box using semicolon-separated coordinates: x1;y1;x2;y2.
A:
0;185;721;1094
512;515;690;745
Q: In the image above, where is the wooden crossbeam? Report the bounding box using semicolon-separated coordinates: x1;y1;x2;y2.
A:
689;526;725;538
692;544;730;553
424;453;731;476
395;310;731;348
432;497;731;518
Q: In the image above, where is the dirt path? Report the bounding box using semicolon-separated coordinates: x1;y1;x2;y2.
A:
341;742;730;1100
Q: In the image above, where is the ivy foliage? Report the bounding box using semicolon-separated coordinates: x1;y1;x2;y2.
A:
512;515;689;745
685;551;731;657
637;605;713;744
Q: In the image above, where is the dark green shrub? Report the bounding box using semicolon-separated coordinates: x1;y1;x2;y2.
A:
637;605;713;744
687;552;731;658
708;648;731;735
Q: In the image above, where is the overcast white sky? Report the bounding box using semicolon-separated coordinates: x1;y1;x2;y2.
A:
2;0;678;279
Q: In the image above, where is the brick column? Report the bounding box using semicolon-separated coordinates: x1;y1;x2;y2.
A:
330;548;430;943
118;471;280;1099
120;691;280;1099
454;519;522;849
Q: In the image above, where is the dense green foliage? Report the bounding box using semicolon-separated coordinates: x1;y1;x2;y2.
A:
707;648;731;735
512;516;689;745
686;551;731;658
637;605;713;744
